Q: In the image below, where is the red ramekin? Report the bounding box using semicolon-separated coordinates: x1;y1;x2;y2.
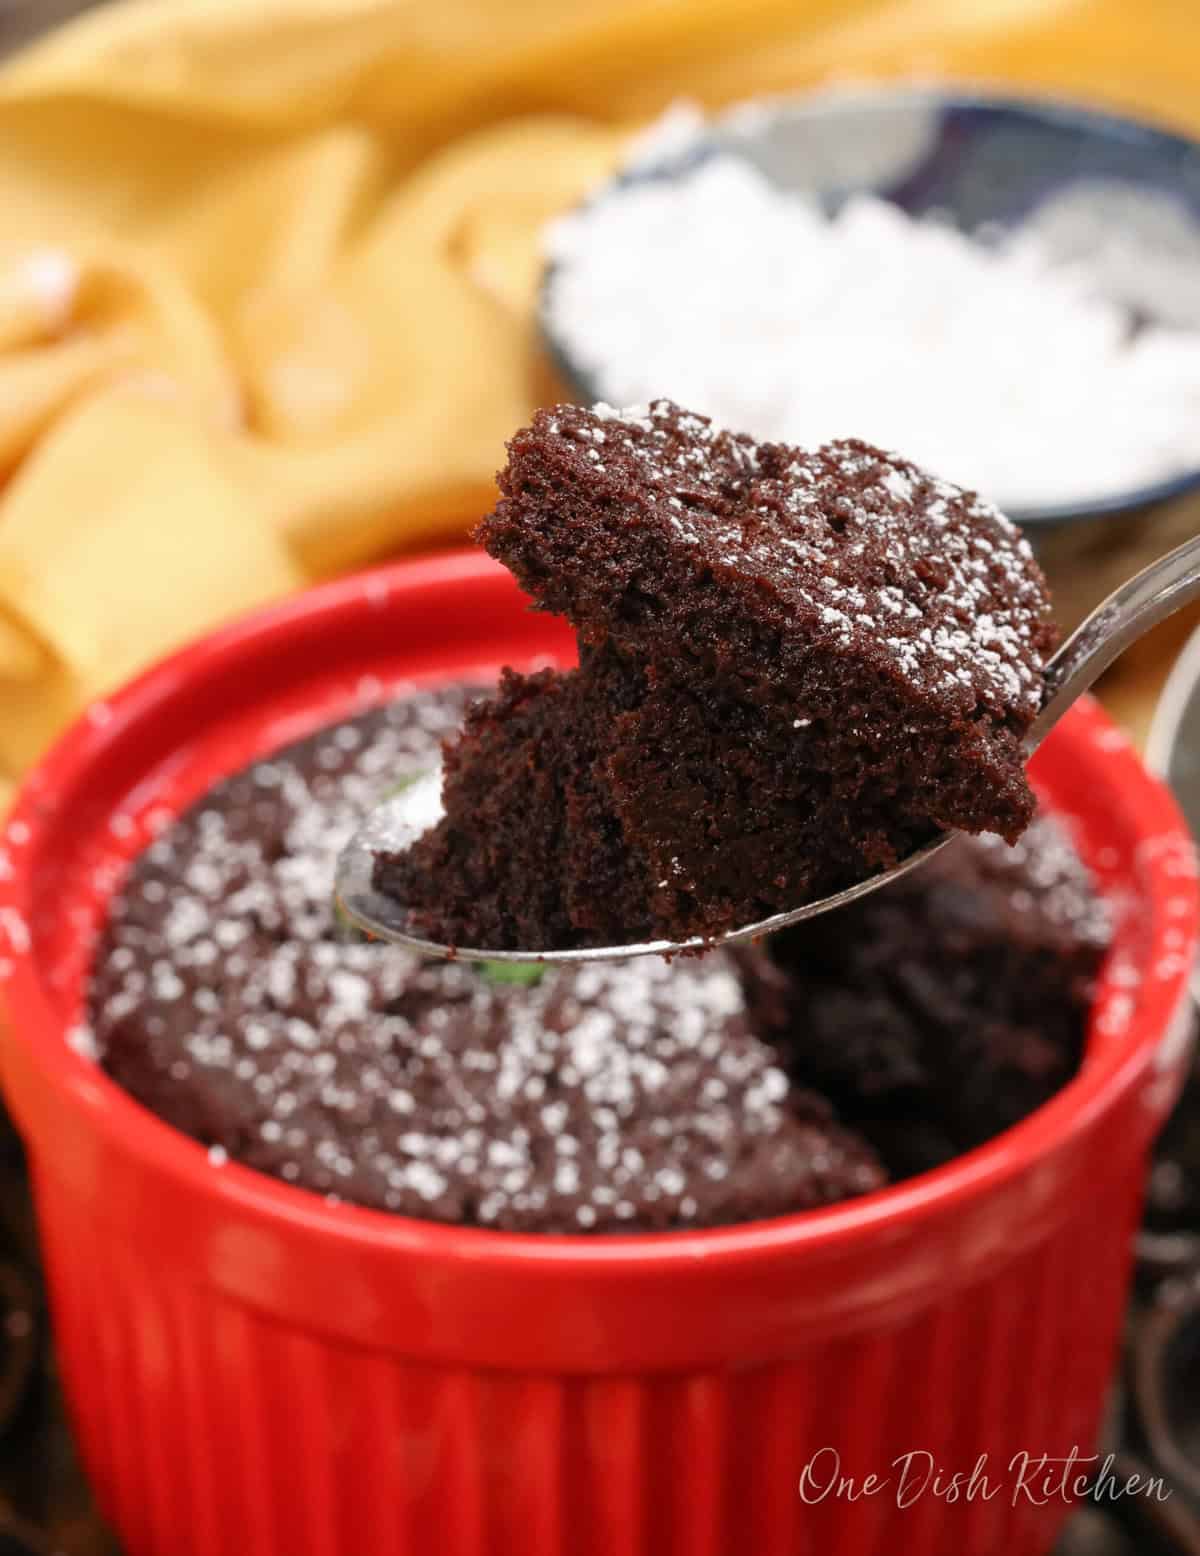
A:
0;551;1196;1556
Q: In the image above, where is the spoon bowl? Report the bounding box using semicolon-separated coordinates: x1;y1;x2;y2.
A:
335;532;1200;961
335;779;958;963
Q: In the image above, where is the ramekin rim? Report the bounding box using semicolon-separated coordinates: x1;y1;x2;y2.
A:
0;551;1195;1272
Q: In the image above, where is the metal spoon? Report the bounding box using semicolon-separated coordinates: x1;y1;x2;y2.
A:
335;533;1200;963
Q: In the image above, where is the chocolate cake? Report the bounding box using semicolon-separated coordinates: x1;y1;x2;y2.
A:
85;686;1109;1233
751;813;1111;1177
380;659;646;952
86;691;886;1233
376;399;1056;951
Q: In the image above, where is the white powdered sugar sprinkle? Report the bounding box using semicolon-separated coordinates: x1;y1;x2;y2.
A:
80;691;854;1232
545;399;1049;719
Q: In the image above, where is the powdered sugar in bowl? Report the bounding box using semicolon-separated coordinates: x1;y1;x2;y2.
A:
541;88;1200;527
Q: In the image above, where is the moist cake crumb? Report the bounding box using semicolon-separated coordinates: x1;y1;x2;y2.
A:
376;399;1056;951
750;813;1111;1176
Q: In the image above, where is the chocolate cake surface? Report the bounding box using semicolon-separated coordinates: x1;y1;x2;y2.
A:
484;401;1053;747
376;399;1056;952
85;690;886;1233
752;813;1111;1177
85;688;1109;1230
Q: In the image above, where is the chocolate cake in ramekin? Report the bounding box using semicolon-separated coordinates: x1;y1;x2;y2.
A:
0;552;1195;1556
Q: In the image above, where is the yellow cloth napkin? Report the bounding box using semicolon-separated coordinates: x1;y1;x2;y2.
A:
0;0;1198;812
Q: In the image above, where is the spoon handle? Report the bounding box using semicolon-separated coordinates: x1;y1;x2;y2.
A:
1031;531;1200;747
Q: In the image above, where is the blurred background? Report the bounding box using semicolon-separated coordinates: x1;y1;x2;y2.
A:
0;0;1198;1551
0;0;1197;826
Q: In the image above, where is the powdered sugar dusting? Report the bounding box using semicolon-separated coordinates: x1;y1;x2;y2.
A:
965;817;1112;952
542;399;1050;720
84;690;876;1231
